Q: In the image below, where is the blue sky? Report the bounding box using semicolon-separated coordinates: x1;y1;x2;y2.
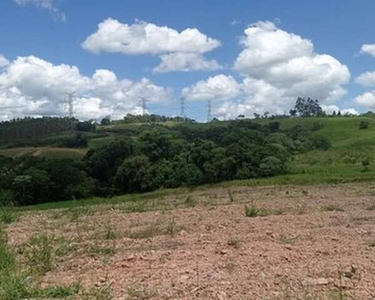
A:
1;0;375;121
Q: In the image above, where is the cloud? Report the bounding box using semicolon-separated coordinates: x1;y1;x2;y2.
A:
210;21;350;118
341;108;359;115
321;105;340;114
0;55;9;68
13;0;66;21
355;71;375;87
82;18;221;72
182;75;241;101
360;44;375;57
354;91;375;110
154;53;221;73
0;55;172;120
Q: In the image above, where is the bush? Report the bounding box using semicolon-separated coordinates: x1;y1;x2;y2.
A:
359;121;369;129
362;159;370;172
311;135;331;151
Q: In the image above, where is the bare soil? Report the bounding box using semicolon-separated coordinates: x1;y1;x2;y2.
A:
6;183;375;299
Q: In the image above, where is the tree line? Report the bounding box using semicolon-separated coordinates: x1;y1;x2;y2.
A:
0;119;330;206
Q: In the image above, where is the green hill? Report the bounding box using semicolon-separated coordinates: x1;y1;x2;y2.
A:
2;116;375;185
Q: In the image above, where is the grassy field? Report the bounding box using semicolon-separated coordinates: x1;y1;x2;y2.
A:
0;147;87;160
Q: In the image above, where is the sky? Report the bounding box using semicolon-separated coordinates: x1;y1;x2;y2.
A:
1;0;375;121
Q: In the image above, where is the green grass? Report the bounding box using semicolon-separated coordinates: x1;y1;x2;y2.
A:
88;136;116;149
0;147;87;160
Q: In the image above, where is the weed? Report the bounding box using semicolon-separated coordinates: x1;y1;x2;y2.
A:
228;189;235;203
103;225;118;240
245;205;260;218
0;231;14;273
32;282;81;298
321;204;344;212
127;285;157;299
184;195;197;207
55;236;78;257
0;276;30;300
279;233;298;245
296;201;308;215
224;257;237;274
0;205;18;225
88;241;116;257
25;234;53;275
82;282;112;300
166;215;177;236
245;204;282;218
124;201;147;213
227;236;241;249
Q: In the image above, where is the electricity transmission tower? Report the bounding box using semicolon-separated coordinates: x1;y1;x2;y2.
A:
65;92;76;138
207;99;212;122
139;97;148;116
180;96;186;121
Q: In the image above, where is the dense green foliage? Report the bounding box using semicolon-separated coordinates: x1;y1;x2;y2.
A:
111;113;195;124
0;117;96;149
0;119;329;206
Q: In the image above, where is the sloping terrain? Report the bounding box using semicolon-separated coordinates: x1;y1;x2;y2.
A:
5;183;375;299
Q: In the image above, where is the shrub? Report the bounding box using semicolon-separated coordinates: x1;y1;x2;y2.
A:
359;121;369;129
311;135;331;150
362;159;370;172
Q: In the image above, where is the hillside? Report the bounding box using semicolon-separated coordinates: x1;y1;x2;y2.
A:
95;116;375;184
2;116;375;184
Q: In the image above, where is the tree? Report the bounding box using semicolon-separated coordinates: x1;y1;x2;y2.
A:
289;109;297;118
101;116;111;126
294;97;323;117
114;155;152;192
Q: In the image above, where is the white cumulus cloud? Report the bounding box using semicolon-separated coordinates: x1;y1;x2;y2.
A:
355;71;375;87
0;55;9;68
341;108;359;115
209;21;350;118
354;91;375;110
82;18;221;73
154;53;221;73
0;55;172;120
13;0;66;21
182;75;241;101
360;44;375;57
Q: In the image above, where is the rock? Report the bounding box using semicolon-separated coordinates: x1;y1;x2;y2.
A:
217;291;227;300
343;265;358;278
125;255;136;261
220;249;229;255
302;278;330;286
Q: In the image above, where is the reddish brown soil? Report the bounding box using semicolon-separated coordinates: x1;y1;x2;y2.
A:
6;183;375;299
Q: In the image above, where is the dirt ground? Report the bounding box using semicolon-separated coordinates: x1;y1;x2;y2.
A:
6;183;375;299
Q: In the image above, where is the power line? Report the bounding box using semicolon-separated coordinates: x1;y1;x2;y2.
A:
180;97;186;120
207;99;212;123
65;92;75;138
65;92;75;118
139;97;148;116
